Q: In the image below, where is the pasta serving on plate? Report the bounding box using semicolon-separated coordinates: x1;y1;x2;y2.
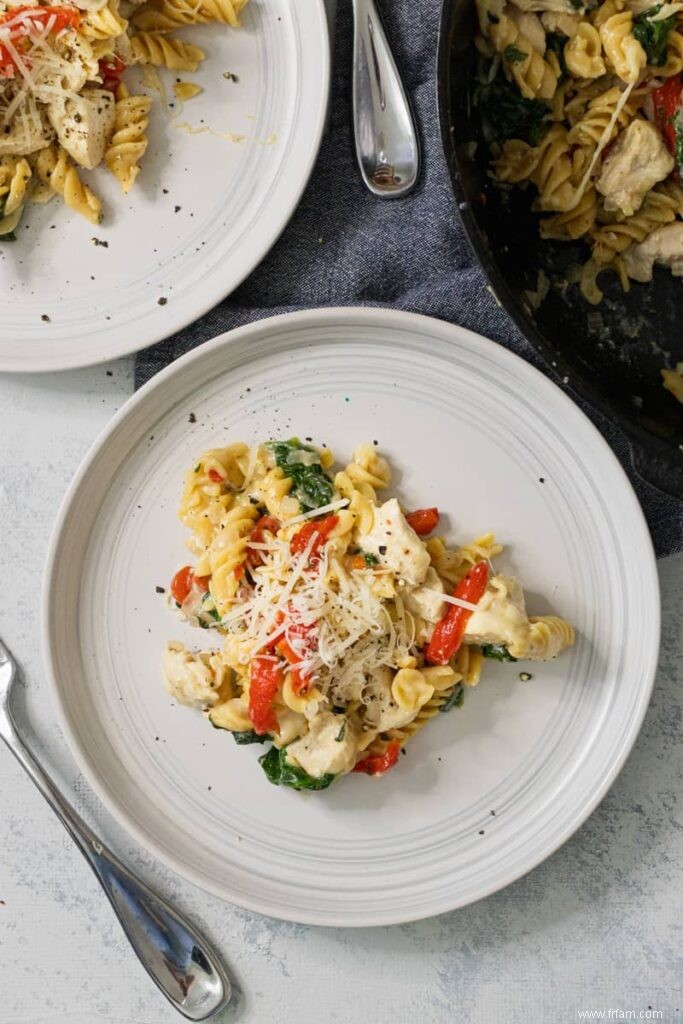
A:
476;0;683;306
0;0;248;236
162;439;575;792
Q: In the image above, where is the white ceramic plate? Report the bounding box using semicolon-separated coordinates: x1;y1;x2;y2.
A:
43;308;660;926
0;0;328;373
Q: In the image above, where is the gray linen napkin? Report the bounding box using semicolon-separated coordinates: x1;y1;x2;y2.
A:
135;0;682;558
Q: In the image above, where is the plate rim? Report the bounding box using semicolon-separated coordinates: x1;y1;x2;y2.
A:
0;0;330;374
42;307;661;925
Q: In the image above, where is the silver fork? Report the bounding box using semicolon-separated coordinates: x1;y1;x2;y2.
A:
0;636;230;1021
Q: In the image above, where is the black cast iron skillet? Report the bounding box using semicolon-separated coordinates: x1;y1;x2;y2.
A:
437;0;683;498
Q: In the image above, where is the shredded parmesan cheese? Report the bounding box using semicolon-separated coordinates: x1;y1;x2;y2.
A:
564;81;637;212
285;498;350;526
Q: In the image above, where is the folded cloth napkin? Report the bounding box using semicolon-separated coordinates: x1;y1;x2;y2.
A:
135;0;682;558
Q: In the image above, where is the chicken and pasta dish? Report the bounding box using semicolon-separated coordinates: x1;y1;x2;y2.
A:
0;0;248;236
162;439;574;792
476;0;683;305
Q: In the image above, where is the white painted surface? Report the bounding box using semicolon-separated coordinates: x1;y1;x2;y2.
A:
0;360;681;1023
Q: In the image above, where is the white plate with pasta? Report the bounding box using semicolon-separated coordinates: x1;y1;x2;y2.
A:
0;0;328;371
43;307;659;925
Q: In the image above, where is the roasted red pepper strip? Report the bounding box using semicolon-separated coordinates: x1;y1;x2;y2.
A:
207;468;225;483
98;54;125;92
248;656;282;734
653;75;683;157
276;638;309;694
170;566;209;603
290;515;339;561
425;561;490;665
405;507;440;535
276;619;317;694
353;740;401;776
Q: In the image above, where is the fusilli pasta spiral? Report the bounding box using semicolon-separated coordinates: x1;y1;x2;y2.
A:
105;83;152;193
540;187;598;241
530;125;575;212
133;0;247;32
599;11;646;83
567;85;645;148
33;145;102;224
590;187;682;263
488;13;558;100
564;23;606;79
79;0;128;39
0;157;32;216
130;31;205;71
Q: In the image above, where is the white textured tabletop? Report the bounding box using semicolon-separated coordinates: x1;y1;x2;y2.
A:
0;362;681;1024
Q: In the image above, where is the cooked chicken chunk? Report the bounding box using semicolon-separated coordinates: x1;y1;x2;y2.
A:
464;575;530;651
596;120;674;217
464;575;574;660
286;712;358;778
508;6;547;53
163;642;223;707
0;105;52;156
621;223;683;282
47;88;115;170
362;498;431;586
362;666;416;732
405;566;446;624
540;10;580;35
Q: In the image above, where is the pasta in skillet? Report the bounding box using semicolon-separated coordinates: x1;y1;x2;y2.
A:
477;0;683;321
162;439;574;792
0;0;249;236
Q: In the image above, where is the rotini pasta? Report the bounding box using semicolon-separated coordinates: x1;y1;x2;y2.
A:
487;13;558;100
163;440;573;791
0;0;250;228
564;23;606;79
567;85;646;148
540;188;598;241
105;83;152;193
0;156;32;216
80;0;128;40
530;125;575;212
130;31;205;72
133;0;247;32
480;0;683;307
599;12;646;83
590;186;682;262
33;145;102;224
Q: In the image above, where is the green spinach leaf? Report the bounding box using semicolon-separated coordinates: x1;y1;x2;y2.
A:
481;643;518;662
259;745;336;790
545;31;568;76
266;439;334;512
438;684;465;714
477;72;549;146
504;44;528;63
633;5;675;66
232;729;267;745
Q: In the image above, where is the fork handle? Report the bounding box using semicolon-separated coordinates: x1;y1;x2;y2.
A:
0;714;229;1021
